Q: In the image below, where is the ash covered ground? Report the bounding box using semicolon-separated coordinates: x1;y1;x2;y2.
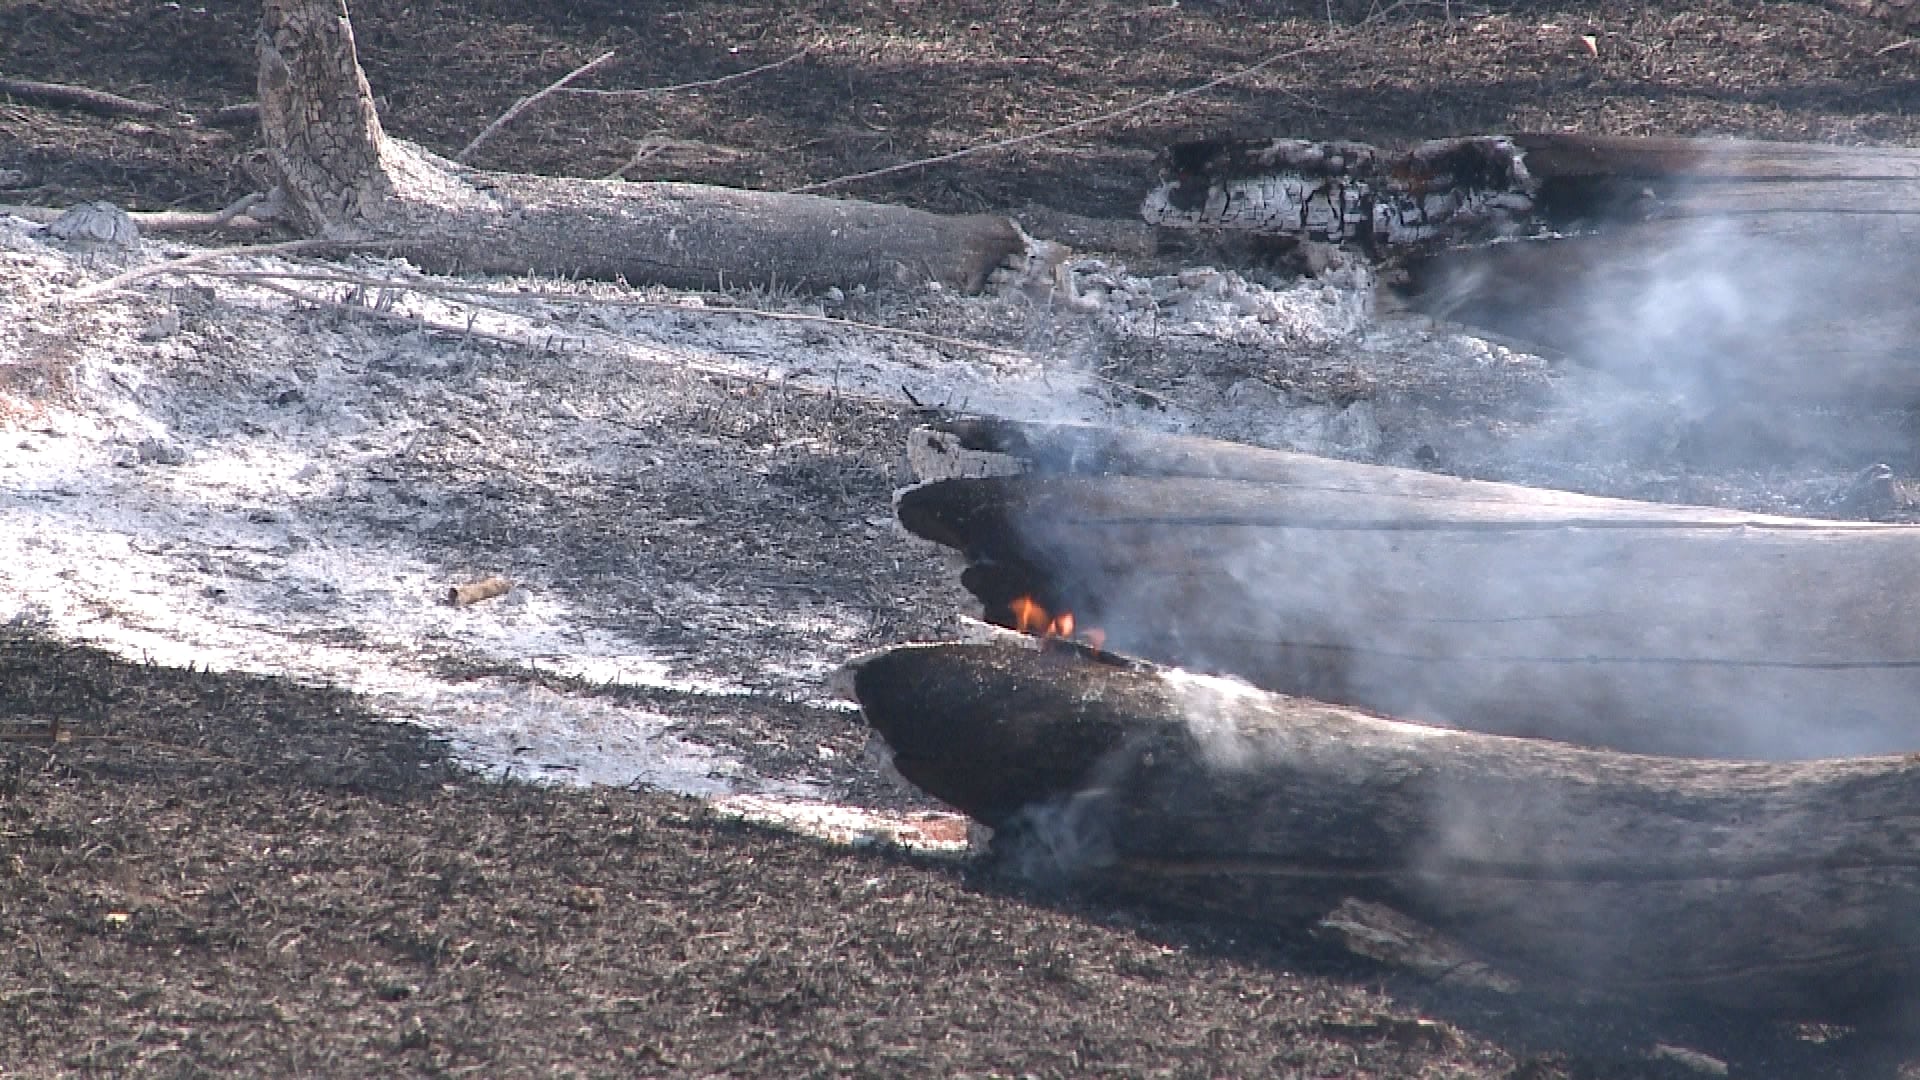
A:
7;1;1920;1075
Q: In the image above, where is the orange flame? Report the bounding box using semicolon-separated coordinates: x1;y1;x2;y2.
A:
1006;595;1103;652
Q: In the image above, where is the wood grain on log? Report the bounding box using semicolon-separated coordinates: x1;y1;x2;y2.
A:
900;419;1920;760
850;637;1920;1013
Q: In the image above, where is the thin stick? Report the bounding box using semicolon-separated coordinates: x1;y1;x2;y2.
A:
59;238;352;304
787;39;1342;194
563;47;809;99
0;76;171;120
458;49;619;163
0;192;274;232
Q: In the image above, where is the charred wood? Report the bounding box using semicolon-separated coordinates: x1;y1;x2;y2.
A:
849;638;1920;1014
898;421;1920;760
1145;133;1920;403
257;0;1025;293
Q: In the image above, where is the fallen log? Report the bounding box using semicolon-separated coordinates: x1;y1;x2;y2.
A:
1144;133;1920;404
256;0;1025;292
848;636;1920;1014
900;419;1920;760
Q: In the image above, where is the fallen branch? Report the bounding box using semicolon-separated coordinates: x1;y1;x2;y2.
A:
0;75;172;119
562;47;809;99
457;49;619;163
447;576;513;607
849;636;1920;1014
256;1;1026;293
3;192;283;235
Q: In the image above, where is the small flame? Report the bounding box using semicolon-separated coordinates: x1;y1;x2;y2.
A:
1009;594;1049;635
1006;594;1103;652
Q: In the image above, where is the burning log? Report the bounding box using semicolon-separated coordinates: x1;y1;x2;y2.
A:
1145;133;1920;403
847;636;1920;1014
900;418;1920;760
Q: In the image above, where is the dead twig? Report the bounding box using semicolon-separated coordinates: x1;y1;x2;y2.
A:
0;75;172;120
563;47;809;99
2;191;281;234
1;717;67;744
787;39;1344;194
457;49;619;163
1876;37;1917;55
58;237;354;304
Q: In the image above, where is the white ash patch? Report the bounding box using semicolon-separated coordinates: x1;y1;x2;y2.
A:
9;215;1302;809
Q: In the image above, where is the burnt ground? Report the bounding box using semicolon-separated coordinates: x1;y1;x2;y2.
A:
7;0;1920;1076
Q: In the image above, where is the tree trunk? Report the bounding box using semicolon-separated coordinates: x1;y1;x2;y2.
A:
255;0;1026;292
848;636;1920;1015
898;420;1920;761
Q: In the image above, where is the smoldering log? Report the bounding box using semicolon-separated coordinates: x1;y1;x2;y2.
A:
1146;133;1920;403
1146;133;1920;246
899;420;1920;761
848;638;1920;1014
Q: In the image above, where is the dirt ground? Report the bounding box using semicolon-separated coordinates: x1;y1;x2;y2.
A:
7;0;1920;1076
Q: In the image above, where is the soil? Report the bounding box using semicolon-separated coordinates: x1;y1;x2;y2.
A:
6;1;1920;1076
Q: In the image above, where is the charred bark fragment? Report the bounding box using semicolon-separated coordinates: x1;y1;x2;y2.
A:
848;637;1920;1014
897;420;1920;761
1143;136;1537;253
255;0;1025;292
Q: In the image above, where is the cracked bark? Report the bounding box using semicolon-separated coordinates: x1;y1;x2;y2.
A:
255;0;1024;292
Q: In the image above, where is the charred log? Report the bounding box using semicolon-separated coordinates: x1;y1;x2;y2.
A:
849;637;1920;1014
898;421;1920;761
1146;132;1920;403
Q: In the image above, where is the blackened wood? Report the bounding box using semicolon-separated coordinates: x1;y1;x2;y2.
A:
1143;136;1537;252
1147;133;1920;242
1144;132;1920;403
897;423;1920;760
850;638;1920;1013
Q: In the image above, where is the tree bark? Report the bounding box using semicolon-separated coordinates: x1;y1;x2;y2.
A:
255;0;1026;292
849;636;1920;1014
898;420;1920;761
